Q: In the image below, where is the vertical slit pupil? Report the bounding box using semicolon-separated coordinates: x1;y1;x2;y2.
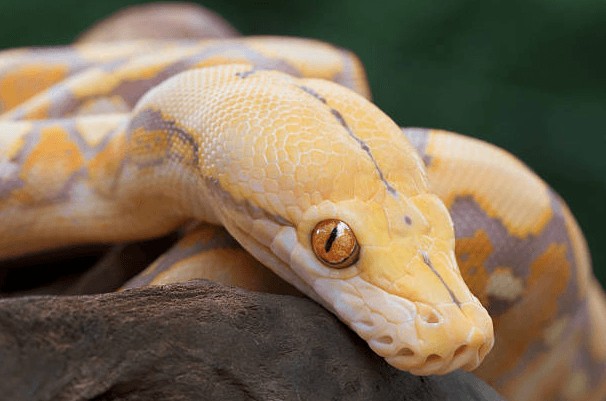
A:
324;226;339;253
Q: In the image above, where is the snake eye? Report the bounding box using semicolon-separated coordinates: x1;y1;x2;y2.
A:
311;219;360;268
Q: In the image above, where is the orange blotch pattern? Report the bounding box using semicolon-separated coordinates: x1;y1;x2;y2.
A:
476;243;571;383
0;64;68;112
16;126;84;204
127;127;170;167
127;120;198;171
455;229;492;306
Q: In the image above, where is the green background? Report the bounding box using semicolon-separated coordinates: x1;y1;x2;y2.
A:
1;1;604;282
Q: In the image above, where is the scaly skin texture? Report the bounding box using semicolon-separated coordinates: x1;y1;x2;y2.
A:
0;63;493;375
403;128;606;401
130;127;606;401
0;37;369;119
0;4;603;400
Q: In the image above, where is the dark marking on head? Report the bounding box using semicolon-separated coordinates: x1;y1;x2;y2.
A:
298;85;327;104
295;85;398;197
421;250;461;307
405;216;412;225
206;177;293;228
330;108;398;197
324;227;338;253
235;67;259;79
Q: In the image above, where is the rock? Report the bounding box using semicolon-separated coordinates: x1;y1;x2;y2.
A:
0;280;504;401
64;234;178;295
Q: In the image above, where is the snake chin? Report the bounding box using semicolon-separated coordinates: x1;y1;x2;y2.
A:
313;276;494;375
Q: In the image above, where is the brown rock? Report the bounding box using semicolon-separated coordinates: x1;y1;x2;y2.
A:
0;280;503;401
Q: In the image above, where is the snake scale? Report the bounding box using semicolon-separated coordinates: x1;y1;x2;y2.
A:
0;4;604;401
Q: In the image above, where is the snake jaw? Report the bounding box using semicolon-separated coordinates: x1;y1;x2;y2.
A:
313;276;493;375
268;225;494;375
260;197;492;376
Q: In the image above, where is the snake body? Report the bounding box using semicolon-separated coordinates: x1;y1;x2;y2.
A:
0;4;604;400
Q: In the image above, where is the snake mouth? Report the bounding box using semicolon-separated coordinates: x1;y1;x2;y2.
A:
313;276;494;376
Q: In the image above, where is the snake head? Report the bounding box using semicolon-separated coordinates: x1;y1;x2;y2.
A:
296;194;494;375
257;75;493;375
139;64;493;375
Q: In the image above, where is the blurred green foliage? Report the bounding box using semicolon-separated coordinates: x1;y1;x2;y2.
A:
0;0;604;281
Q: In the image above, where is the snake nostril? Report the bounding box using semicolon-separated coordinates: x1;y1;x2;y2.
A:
425;354;442;364
353;317;374;329
417;304;442;324
376;335;393;345
424;311;440;324
453;344;468;359
396;347;415;357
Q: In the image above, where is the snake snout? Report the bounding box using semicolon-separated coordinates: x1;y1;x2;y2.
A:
383;301;493;376
457;302;494;369
387;334;489;376
437;302;493;374
318;276;493;376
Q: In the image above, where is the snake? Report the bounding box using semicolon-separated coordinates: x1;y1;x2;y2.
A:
0;4;604;401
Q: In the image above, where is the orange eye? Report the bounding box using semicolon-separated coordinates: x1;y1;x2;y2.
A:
311;219;360;268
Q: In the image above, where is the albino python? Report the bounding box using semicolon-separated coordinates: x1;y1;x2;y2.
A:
0;4;604;401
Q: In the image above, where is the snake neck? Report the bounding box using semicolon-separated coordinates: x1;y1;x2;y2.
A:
0;113;200;259
121;108;313;295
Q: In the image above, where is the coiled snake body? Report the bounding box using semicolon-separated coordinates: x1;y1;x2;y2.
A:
0;4;604;401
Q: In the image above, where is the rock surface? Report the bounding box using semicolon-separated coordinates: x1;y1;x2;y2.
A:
0;280;504;401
